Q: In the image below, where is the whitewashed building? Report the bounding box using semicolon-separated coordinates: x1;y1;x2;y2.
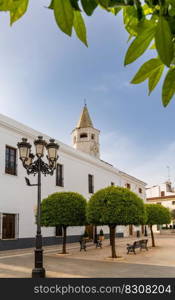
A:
0;105;146;250
146;181;175;232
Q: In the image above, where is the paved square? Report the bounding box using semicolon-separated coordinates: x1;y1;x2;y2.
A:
0;235;175;278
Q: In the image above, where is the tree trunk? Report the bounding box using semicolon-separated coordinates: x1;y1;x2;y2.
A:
150;224;155;247
109;225;117;258
110;232;112;246
62;226;67;254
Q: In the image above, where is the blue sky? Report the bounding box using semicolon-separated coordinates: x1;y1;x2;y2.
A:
0;0;175;186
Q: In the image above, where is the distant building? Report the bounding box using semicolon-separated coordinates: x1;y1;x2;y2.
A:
0;105;146;250
146;181;175;210
146;181;175;232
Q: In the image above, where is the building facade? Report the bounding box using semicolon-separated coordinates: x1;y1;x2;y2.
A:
146;181;175;232
0;106;146;250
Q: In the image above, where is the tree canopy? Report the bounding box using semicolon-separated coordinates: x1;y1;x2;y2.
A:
145;203;171;225
1;1;175;106
145;203;171;246
87;186;146;257
41;191;87;226
41;191;87;253
87;186;146;226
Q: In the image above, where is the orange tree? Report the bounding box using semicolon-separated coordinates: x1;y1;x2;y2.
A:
41;192;87;254
87;186;146;258
145;204;171;247
1;0;175;106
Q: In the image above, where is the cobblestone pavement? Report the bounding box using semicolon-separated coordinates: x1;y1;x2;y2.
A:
0;235;174;278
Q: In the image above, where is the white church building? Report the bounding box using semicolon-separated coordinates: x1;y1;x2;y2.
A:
0;105;146;250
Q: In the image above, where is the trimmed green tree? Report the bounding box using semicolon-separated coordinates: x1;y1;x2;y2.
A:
171;209;175;226
145;204;171;247
87;186;146;258
41;192;87;254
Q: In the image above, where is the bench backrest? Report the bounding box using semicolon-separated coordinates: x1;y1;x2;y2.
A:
133;241;141;247
140;239;148;245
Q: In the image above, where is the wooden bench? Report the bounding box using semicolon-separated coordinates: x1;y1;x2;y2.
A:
79;238;102;251
127;239;148;254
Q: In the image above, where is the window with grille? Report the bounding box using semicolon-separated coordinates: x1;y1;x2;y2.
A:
5;146;17;175
88;174;94;194
56;164;64;187
126;183;131;189
139;188;142;194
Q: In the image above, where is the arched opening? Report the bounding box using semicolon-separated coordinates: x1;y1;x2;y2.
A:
80;133;88;138
91;134;95;140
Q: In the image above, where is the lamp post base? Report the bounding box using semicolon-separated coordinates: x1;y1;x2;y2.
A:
32;267;45;278
32;248;45;278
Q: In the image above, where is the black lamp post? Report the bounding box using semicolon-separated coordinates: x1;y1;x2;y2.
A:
17;136;59;278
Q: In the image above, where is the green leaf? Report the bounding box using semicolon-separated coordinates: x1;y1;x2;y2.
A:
81;0;97;16
54;0;74;36
48;0;54;9
162;68;175;107
123;6;138;37
109;7;121;15
73;10;88;46
131;58;163;84
124;24;156;65
97;0;109;8
70;0;81;11
0;0;14;11
155;16;174;67
148;64;164;95
10;0;29;25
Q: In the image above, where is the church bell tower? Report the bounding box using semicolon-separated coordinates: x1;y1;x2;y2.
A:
71;104;100;158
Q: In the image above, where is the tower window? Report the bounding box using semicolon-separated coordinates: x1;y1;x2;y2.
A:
91;134;95;140
80;133;88;138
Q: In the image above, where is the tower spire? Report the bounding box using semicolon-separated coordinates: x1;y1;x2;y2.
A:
76;103;93;128
71;104;100;158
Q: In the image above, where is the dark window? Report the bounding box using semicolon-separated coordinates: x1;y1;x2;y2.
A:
91;134;95;140
88;174;94;194
172;201;175;205
111;182;114;186
126;183;131;189
2;214;16;239
139;188;142;194
5;146;17;175
157;202;161;205
161;191;165;197
80;133;87;138
56;164;64;187
55;225;63;237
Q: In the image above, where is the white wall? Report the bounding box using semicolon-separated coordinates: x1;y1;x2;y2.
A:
0;114;146;239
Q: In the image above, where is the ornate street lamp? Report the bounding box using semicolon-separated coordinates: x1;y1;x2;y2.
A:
17;136;59;278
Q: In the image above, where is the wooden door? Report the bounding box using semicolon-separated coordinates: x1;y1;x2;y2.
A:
129;224;133;236
85;225;94;239
2;214;15;239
